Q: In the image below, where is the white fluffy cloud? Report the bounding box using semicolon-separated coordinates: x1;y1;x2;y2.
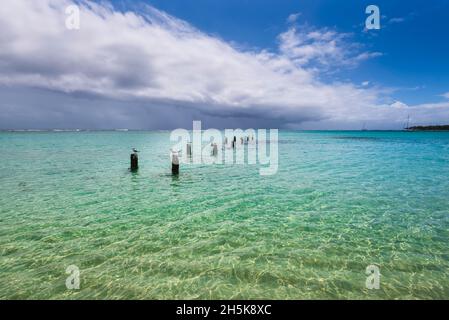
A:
278;26;382;69
0;0;448;129
287;12;301;24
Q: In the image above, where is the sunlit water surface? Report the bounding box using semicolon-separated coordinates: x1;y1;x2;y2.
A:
0;131;448;299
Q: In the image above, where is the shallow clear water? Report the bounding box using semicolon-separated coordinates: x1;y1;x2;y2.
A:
0;131;448;299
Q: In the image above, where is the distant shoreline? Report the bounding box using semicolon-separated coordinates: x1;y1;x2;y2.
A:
406;125;449;131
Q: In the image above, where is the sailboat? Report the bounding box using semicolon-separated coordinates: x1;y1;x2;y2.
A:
361;122;368;131
403;115;410;130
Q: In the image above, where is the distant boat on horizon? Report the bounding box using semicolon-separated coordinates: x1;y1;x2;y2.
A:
361;122;368;131
403;115;411;130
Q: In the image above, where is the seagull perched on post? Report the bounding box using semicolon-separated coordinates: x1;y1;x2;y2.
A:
132;148;139;153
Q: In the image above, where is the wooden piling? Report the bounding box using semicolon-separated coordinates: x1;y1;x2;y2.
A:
187;142;192;157
172;152;180;175
130;153;138;171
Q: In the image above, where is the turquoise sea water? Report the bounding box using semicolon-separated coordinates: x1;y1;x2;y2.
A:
0;131;448;299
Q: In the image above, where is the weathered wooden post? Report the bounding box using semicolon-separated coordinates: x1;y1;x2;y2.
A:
187;142;192;157
130;148;139;171
172;151;180;175
212;143;218;156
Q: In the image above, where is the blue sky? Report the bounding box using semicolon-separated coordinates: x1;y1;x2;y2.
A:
122;0;449;105
0;0;449;129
